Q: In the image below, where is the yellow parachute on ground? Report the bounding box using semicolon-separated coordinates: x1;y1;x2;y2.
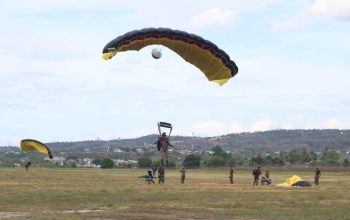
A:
277;175;311;187
102;28;238;85
277;175;303;186
20;139;53;159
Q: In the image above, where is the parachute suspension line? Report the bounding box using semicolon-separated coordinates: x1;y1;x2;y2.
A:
156;35;160;45
210;64;227;82
143;35;146;48
171;36;176;50
192;46;202;67
158;125;161;135
184;40;189;60
202;56;215;73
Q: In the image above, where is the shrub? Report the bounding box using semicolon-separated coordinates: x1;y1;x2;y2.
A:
183;154;201;168
137;157;152;168
100;158;114;169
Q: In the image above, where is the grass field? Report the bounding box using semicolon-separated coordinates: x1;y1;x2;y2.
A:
0;168;349;219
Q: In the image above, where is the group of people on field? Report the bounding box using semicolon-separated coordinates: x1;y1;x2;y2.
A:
141;165;168;184
141;165;186;184
229;166;272;186
143;131;322;186
252;166;272;186
139;131;186;184
141;165;321;186
250;166;321;186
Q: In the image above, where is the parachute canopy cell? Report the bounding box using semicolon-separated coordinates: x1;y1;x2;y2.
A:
102;28;238;85
20;139;53;159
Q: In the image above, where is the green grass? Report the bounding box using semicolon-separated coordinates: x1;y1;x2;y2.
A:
0;168;349;219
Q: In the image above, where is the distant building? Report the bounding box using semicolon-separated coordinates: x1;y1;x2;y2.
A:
205;150;215;155
83;163;99;168
113;159;137;167
14;163;21;167
45;156;65;166
136;148;144;153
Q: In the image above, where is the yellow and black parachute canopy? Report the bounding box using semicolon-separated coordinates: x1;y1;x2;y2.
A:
102;28;238;85
20;139;53;159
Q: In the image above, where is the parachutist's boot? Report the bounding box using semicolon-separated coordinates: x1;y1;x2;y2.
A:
161;159;164;166
166;160;169;168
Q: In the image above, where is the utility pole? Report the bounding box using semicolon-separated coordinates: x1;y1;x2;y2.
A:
191;132;194;151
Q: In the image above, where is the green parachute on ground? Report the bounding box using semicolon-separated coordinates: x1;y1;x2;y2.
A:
20;139;53;159
102;27;238;85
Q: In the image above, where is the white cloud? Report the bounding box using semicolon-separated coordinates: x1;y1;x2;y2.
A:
304;118;346;129
187;121;246;136
273;12;315;31
279;123;294;130
271;0;350;31
238;56;350;96
311;0;350;20
270;2;318;31
251;119;272;131
189;120;276;136
191;121;225;130
228;123;246;133
189;8;233;29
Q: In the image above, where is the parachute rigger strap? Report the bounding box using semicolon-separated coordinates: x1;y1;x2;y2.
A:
157;122;173;137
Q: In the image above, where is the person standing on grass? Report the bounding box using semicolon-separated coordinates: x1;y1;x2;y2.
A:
158;165;165;184
180;166;186;184
229;166;234;184
24;161;31;171
152;164;158;176
315;168;321;185
252;166;261;186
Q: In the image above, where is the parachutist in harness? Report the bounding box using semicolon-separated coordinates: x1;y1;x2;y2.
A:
24;162;31;171
155;122;174;168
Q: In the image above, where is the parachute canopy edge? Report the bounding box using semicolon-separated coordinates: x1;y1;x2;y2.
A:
20;139;53;159
102;49;117;60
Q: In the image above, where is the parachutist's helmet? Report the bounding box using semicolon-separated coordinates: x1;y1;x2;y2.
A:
162;132;166;136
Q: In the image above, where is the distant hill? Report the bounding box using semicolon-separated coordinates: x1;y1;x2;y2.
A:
2;129;350;153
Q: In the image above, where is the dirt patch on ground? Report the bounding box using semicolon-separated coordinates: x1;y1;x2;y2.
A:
0;209;104;219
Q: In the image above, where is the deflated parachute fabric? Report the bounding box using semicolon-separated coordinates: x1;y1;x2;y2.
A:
292;181;311;187
102;28;238;85
277;175;303;187
20;139;53;159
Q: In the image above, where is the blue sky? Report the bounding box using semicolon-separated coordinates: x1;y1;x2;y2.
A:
1;0;349;145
